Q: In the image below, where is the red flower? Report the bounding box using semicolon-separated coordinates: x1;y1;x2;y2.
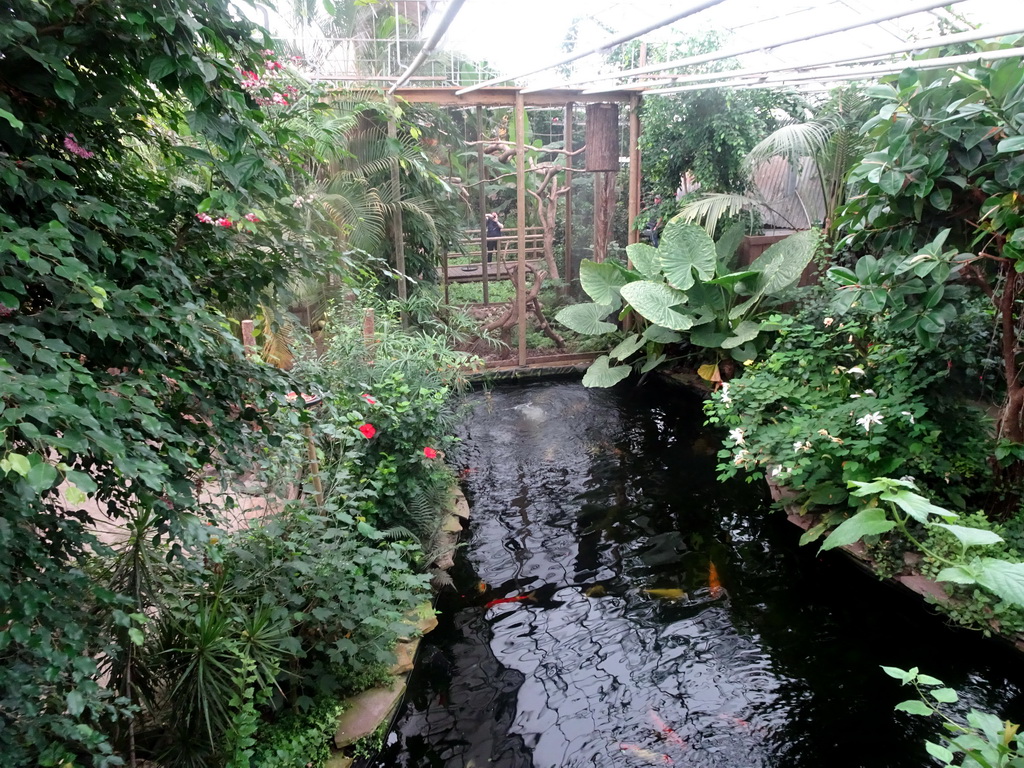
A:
214;217;233;227
244;213;260;223
423;447;438;459
360;393;377;405
358;423;376;439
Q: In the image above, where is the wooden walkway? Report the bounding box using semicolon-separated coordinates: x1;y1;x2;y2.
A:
441;259;544;283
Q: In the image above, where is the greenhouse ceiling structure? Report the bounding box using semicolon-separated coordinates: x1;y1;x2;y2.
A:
289;0;1024;94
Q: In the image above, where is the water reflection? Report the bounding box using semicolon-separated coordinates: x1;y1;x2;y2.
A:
371;380;1024;768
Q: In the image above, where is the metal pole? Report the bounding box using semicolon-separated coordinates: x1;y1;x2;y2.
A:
388;0;468;94
477;106;489;306
523;0;970;92
454;0;727;95
564;102;574;287
515;92;527;368
644;45;1024;96
627;22;1024;92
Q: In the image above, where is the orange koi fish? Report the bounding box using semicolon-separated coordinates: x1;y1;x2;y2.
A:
648;709;687;749
619;743;672;764
709;561;723;598
484;593;533;610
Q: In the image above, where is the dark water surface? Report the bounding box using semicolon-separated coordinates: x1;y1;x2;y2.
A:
370;380;1024;768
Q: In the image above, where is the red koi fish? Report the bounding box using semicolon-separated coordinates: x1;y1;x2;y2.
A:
619;743;672;764
718;713;750;727
484;593;533;610
648;709;687;749
709;561;723;598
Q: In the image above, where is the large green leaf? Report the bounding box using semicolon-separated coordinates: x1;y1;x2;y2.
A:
659;220;717;290
747;229;821;297
640;353;667;373
609;333;645;361
879;489;958;524
554;303;617;335
819;507;896;551
720;320;762;349
579;260;630;306
642;325;682;344
619;281;695;331
582;355;631;388
932;523;1003;548
689;324;730;348
973;558;1024;607
625;243;662;279
706;269;759;288
715;221;746;266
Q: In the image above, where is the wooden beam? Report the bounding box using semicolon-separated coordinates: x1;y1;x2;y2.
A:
516;92;527;368
564;102;574;286
392;86;634;107
627;93;642;248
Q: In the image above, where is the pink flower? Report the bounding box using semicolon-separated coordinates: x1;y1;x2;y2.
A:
360;393;376;405
214;217;233;227
63;134;94;159
195;212;214;224
244;213;260;223
266;60;283;71
423;447;438;459
358;423;376;439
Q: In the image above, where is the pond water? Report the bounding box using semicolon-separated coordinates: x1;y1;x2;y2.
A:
369;380;1024;768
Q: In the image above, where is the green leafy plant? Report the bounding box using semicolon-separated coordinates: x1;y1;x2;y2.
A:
556;221;820;386
884;666;1024;767
705;312;992;511
835;47;1024;445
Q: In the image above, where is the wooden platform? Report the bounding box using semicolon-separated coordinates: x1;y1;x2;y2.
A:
441;259;544;283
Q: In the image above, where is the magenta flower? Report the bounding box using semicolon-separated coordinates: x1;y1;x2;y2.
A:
63;134;94;159
423;447;438;459
358;423;376;439
360;393;376;405
195;212;214;224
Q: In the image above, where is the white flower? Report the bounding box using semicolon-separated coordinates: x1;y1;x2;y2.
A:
770;466;781;478
856;412;884;432
793;440;812;452
901;410;916;424
847;366;865;376
733;449;751;466
824;317;834;327
864;389;876;396
849;394;861;399
719;382;732;404
728;428;745;445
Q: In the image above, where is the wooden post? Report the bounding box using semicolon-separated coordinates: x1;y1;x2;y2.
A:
628;93;642;249
515;92;527;367
387;103;407;327
240;319;256;357
476;106;489;306
362;308;375;350
564;102;574;286
303;423;324;508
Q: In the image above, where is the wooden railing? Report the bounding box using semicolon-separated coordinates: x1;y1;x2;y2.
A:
455;226;546;262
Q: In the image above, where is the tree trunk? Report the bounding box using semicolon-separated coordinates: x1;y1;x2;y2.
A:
998;268;1023;443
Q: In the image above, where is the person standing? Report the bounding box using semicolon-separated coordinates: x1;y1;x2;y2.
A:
644;195;663;247
486;211;503;262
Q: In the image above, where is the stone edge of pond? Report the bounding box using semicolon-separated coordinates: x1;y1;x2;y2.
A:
324;485;470;767
773;482;1024;654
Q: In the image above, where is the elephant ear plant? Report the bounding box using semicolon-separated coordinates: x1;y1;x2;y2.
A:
556;219;821;386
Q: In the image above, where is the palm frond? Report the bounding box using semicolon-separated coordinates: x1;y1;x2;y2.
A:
676;193;762;235
745;121;833;172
